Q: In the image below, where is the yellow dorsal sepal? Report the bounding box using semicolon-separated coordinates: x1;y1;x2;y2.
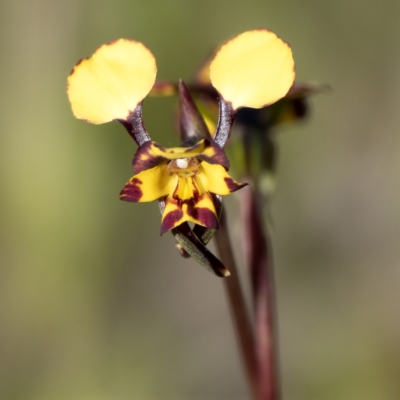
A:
210;29;295;110
67;39;157;124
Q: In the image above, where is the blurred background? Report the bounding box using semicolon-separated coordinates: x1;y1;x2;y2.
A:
1;0;400;399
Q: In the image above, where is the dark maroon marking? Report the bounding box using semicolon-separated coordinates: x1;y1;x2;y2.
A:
132;141;165;173
184;142;202;152
169;185;218;230
192;181;200;201
197;140;230;169
75;58;85;66
192;194;222;245
105;39;119;46
171;180;183;204
119;178;143;202
224;177;248;193
130;135;230;174
69;57;88;76
133;155;165;174
190;207;219;229
160;209;184;235
185;192;219;229
171;179;200;207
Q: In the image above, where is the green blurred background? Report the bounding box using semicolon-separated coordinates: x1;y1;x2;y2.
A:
1;0;400;399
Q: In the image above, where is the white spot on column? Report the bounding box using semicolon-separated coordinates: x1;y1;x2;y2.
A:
176;158;189;169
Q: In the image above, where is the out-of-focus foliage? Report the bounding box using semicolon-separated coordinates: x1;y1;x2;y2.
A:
1;1;399;399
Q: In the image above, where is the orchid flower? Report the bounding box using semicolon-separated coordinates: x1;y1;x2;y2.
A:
67;30;295;276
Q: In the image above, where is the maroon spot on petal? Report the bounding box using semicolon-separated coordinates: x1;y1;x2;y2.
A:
105;39;119;46
134;156;165;173
187;203;219;229
69;57;88;76
132;141;166;173
197;208;219;229
119;178;143;202
184;141;202;152
197;141;230;169
152;142;163;150
190;177;200;202
224;177;247;193
160;208;184;235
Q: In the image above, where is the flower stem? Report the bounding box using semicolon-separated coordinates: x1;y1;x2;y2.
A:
241;186;280;400
214;208;259;400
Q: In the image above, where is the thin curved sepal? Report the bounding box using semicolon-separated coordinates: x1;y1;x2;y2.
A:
178;79;212;144
118;103;151;147
213;97;236;149
158;199;230;277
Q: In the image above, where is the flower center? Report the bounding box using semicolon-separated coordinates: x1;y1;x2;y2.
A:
168;158;199;177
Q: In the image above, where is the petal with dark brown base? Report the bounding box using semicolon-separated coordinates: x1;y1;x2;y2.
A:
197;162;247;195
120;164;174;202
132;139;229;173
160;191;218;234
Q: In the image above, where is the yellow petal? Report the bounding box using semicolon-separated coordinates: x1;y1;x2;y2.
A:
190;192;219;228
174;177;204;200
120;164;175;202
160;197;187;233
67;39;157;124
197;162;247;195
210;30;295;110
141;140;209;159
160;192;218;234
133;139;229;173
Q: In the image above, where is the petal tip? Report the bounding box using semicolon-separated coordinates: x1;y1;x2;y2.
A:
221;269;231;277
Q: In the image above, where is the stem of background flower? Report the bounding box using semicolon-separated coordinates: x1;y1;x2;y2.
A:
241;186;280;400
214;208;259;400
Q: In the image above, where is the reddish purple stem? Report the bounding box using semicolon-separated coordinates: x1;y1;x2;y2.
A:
214;208;259;400
241;186;280;400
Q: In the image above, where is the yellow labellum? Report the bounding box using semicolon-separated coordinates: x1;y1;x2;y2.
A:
210;30;295;110
67;39;157;124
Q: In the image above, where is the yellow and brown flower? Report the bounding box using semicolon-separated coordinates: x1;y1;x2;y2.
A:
66;30;296;275
119;139;246;234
